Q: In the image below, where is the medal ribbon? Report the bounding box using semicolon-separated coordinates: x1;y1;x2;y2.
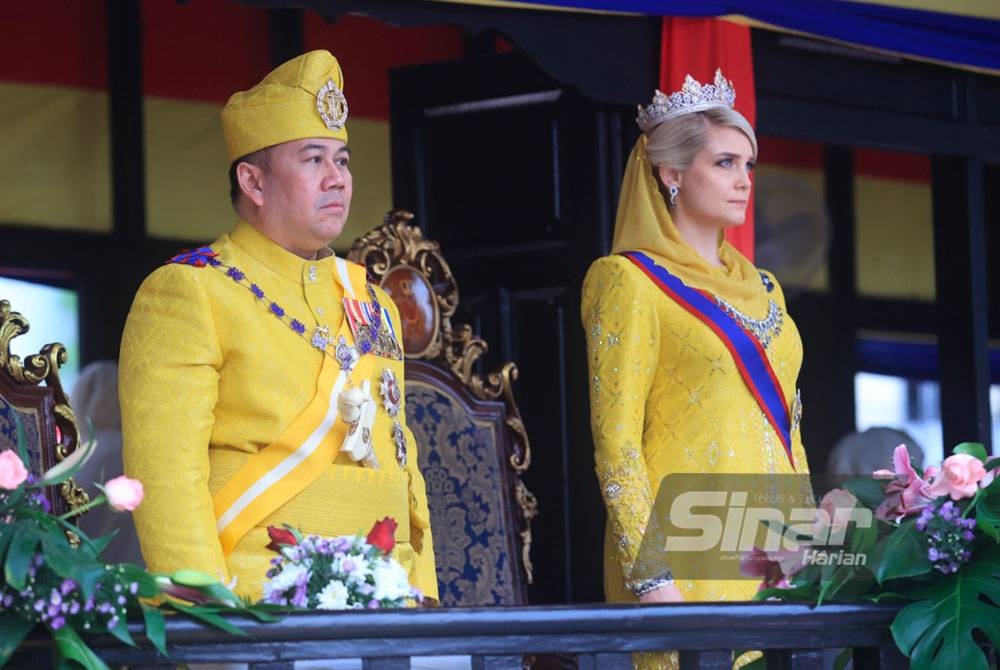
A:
622;251;795;469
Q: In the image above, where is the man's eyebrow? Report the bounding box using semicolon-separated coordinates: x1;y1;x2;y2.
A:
337;145;351;156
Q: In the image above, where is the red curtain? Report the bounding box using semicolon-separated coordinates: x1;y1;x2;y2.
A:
659;17;756;260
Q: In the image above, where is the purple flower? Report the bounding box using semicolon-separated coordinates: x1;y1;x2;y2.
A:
918;499;978;574
250;284;265;299
290;319;306;334
270;303;286;318
227;266;245;282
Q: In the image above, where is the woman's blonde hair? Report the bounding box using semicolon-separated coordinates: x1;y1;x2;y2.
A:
644;106;757;171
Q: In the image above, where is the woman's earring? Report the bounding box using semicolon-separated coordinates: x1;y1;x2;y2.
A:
668;185;679;209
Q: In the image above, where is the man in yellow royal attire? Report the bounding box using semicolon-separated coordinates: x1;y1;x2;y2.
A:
120;50;437;603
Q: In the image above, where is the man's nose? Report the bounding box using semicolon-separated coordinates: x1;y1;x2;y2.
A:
322;162;345;189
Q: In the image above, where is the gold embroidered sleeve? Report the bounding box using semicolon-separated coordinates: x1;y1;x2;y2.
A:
120;265;229;582
581;256;660;588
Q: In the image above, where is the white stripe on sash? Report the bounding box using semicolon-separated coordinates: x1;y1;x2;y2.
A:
334;257;356;299
215;371;349;534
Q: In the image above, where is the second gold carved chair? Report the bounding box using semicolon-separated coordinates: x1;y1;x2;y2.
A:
349;211;538;606
0;299;87;517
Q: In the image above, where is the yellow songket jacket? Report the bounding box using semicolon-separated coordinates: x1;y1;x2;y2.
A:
120;220;437;602
582;138;810;606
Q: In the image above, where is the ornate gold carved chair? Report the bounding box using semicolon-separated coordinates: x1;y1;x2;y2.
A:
349;211;538;606
0;299;87;516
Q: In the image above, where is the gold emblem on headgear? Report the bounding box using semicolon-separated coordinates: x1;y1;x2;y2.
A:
316;79;349;131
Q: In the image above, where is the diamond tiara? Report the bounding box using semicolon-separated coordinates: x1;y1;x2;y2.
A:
636;68;737;133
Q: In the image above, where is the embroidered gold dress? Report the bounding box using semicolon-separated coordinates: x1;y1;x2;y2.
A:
582;137;809;668
120;220;437;602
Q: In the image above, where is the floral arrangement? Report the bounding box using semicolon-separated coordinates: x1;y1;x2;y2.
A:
744;441;1000;670
262;517;422;610
0;419;277;669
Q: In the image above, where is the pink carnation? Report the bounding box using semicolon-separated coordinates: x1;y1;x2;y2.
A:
103;476;144;511
0;450;28;490
925;453;987;501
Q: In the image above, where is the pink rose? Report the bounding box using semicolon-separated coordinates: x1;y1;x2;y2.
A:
103;476;144;511
926;453;987;501
813;488;859;539
0;449;28;490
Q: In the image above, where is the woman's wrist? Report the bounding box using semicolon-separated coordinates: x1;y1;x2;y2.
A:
631;574;674;597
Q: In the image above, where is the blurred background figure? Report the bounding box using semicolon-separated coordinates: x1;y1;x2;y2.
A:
71;360;144;566
827;426;925;478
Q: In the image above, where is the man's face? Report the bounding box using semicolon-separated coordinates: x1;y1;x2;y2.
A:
256;138;352;259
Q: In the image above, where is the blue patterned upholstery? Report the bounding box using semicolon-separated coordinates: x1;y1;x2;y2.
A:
349;213;537;608
0;396;46;476
407;380;518;606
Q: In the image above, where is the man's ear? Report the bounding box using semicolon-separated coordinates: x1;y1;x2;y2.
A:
657;163;682;190
236;162;265;207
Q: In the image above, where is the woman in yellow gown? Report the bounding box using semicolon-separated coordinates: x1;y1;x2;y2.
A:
581;70;810;668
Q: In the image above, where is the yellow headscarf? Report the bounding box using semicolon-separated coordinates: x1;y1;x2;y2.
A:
610;135;764;303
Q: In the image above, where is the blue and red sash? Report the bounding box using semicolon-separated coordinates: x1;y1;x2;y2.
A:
622;251;796;470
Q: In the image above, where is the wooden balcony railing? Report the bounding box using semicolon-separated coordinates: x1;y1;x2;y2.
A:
10;601;909;669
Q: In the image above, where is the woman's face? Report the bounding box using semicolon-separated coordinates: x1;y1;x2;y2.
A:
659;124;755;231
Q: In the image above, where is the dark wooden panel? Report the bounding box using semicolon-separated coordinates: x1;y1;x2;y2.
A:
932;157;991;450
108;0;146;241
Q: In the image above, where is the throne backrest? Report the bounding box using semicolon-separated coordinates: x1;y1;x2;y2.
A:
0;299;87;516
348;211;538;606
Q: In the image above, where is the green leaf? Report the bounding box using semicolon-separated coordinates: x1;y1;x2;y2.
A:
141;605;169;657
870;519;933;584
51;625;111;670
974;491;1000;542
119;563;162;598
74;565;108;602
891;544;1000;670
4;523;39;590
105;610;136;648
817;564;877;603
170;604;248;637
0;609;35;667
42;533;96;579
843;477;887;511
39;433;97;486
0;517;15;563
849;512;881;552
953;442;988;462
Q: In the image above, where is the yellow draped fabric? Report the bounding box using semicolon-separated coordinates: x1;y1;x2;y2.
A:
121;220;437;602
582;136;810;606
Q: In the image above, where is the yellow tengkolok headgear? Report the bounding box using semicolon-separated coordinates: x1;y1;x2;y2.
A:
222;49;349;163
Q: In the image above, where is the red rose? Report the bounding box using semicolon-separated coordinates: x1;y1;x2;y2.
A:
266;525;298;552
367;517;398;554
